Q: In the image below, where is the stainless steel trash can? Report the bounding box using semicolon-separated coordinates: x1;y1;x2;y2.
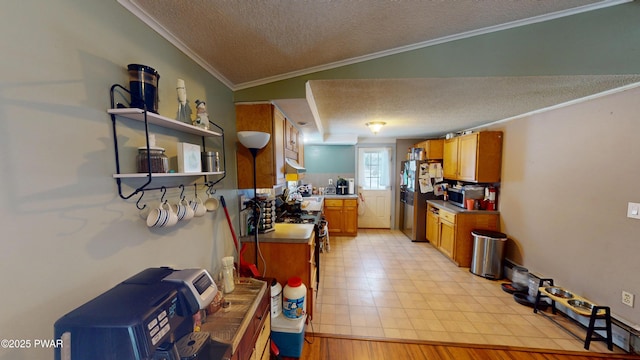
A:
470;230;507;279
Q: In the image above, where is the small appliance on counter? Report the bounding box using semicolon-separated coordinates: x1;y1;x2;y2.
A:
54;267;224;360
324;179;336;195
336;178;349;195
347;178;355;194
447;185;485;209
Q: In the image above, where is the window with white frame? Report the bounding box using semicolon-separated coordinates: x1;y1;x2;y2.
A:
358;147;391;190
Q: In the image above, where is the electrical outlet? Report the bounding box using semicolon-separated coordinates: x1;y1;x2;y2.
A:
622;291;634;307
628;202;640;219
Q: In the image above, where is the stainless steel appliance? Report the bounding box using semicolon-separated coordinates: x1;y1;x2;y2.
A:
399;160;441;241
54;267;225;360
447;185;485;208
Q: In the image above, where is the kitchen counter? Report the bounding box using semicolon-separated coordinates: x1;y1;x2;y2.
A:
201;277;267;354
301;196;323;211
240;223;315;244
323;194;358;199
427;199;499;214
300;194;358;211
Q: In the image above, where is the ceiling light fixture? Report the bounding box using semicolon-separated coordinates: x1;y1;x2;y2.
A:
366;121;386;135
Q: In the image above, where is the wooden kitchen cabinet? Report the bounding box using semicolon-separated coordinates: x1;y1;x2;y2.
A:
236;103;286;189
443;137;459;179
241;234;317;321
427;203;500;267
202;279;270;360
426;208;440;248
233;291;270;360
413;139;444;159
323;198;358;236
284;120;299;161
443;131;503;183
438;212;455;259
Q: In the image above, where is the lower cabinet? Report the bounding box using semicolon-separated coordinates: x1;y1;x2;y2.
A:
231;283;271;360
426;208;440;248
438;218;455;259
426;203;500;267
242;234;316;321
251;313;270;360
323;198;358;236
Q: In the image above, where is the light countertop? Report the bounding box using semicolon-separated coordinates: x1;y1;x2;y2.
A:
300;194;358;211
322;194;358;199
427;200;500;215
240;223;315;244
201;278;267;353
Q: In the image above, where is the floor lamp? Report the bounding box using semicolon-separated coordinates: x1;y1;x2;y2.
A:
237;131;271;269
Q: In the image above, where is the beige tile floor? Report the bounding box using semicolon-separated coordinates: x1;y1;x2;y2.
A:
311;229;624;354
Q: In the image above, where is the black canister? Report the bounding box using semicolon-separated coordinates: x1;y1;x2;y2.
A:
128;64;160;113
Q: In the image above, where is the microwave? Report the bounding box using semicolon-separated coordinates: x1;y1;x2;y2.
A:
448;186;485;208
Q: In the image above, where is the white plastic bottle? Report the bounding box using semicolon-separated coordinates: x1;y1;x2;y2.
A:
221;256;235;293
270;279;282;318
282;276;306;319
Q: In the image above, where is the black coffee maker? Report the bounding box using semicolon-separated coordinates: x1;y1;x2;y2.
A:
336;178;349;195
54;267;221;360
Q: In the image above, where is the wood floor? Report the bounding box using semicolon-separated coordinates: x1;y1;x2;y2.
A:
297;333;639;360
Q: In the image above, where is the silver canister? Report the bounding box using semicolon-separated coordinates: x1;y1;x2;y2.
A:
201;151;220;172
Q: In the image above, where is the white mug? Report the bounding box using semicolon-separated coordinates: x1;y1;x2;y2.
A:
181;198;195;220
164;202;179;227
190;197;206;217
146;204;170;228
204;196;219;212
171;202;189;221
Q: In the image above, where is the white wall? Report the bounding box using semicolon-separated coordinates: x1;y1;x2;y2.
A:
488;85;640;328
0;1;238;358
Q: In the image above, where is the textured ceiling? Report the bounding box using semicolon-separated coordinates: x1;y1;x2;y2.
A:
296;76;640;143
119;0;638;144
123;0;609;88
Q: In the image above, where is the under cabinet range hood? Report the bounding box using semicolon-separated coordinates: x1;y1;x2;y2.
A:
285;158;306;174
285;158;306;181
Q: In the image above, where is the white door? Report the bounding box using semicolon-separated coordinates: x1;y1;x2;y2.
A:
357;147;392;229
358;189;391;228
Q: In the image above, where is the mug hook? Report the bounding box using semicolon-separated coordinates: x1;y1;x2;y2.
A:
135;191;146;210
160;186;167;204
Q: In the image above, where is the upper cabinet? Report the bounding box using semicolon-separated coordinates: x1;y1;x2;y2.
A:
443;131;503;183
236;103;295;189
412;139;444;160
284;120;299;158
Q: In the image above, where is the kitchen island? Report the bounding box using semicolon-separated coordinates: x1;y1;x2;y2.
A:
240;223;318;321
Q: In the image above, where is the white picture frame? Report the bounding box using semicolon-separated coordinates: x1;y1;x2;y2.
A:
177;142;202;173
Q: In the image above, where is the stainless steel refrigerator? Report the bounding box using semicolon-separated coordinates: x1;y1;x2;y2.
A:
399;160;441;241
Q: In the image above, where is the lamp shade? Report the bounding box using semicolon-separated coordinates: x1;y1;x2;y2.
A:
237;131;270;150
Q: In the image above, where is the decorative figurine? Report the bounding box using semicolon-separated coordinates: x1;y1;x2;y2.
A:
194;99;209;130
176;79;193;124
